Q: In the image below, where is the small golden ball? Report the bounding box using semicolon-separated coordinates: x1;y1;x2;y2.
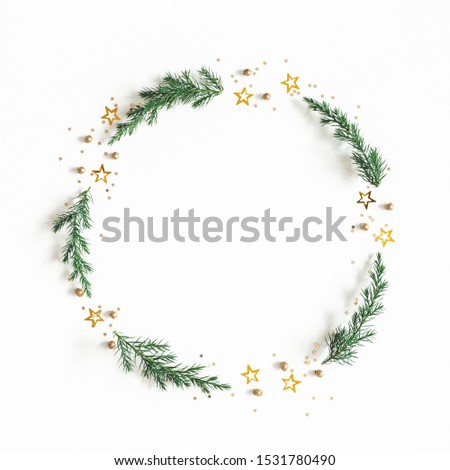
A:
314;369;324;378
253;389;263;397
107;340;116;350
360;223;369;231
385;202;394;211
109;310;118;319
243;68;252;76
262;93;271;100
111;152;119;160
84;135;93;143
74;288;84;297
279;361;289;371
77;166;86;174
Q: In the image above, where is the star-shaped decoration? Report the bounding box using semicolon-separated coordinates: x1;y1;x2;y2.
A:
241;364;260;384
282;373;301;392
234;87;253;106
357;191;376;210
84;308;104;327
101;106;120;125
280;73;300;93
375;228;395;247
92;164;111;183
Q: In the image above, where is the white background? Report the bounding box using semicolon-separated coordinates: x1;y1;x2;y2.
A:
1;0;449;468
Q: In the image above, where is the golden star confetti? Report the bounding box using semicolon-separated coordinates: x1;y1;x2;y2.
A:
375;228;395;247
357;191;376;210
241;364;260;384
280;73;300;93
101;106;120;125
92;164;111;183
234;87;253;106
84;308;104;327
282;373;301;392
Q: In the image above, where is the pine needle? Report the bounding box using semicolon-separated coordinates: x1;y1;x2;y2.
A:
303;97;387;187
52;188;93;297
322;252;388;365
114;332;231;393
108;67;223;145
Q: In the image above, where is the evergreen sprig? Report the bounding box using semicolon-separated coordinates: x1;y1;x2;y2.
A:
108;67;223;145
322;252;388;365
114;332;231;393
52;188;93;297
303;97;387;187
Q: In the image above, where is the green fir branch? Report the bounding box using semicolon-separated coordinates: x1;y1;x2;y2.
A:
322;252;388;365
303;97;388;187
108;67;223;145
114;332;231;394
52;188;93;297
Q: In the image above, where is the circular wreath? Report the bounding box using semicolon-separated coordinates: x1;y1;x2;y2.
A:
52;64;393;395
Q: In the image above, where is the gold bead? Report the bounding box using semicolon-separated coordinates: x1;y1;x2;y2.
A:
107;340;116;350
360;223;369;231
385;202;394;211
279;361;289;371
77;166;86;174
253;389;263;397
74;288;84;297
262;93;271;100
111;152;119;160
109;310;118;319
84;135;93;143
243;68;252;76
314;369;324;378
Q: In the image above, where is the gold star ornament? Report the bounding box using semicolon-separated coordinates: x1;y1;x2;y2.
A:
101;106;121;125
92;164;111;183
241;364;260;384
375;228;395;247
234;87;253;106
84;309;104;327
282;373;301;392
281;73;300;93
357;191;376;210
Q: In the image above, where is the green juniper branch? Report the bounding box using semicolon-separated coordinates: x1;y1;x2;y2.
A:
52;188;93;297
303;97;387;187
322;252;388;365
108;67;223;145
114;332;231;393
